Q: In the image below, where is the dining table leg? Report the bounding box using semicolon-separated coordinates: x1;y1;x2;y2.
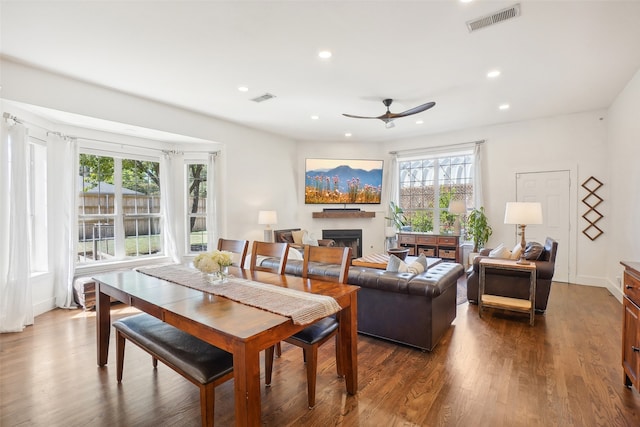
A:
338;292;358;394
96;284;111;366
232;341;261;426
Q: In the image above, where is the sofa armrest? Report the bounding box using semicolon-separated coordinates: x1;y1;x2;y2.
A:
532;260;555;280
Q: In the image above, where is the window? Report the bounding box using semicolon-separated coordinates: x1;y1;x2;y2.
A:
398;151;473;234
186;162;208;253
77;153;162;264
28;139;48;273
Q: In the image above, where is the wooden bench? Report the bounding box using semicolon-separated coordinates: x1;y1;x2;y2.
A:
113;314;234;426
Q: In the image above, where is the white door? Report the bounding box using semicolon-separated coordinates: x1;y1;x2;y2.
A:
516;171;570;283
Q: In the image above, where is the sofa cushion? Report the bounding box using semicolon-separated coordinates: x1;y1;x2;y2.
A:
524;241;544;260
489;243;510;259
386;253;428;274
301;230;319;246
292;230;305;244
511;243;523;260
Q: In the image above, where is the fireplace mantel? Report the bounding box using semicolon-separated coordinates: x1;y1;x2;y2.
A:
312;211;375;219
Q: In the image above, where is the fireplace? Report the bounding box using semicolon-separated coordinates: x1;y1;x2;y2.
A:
322;229;362;258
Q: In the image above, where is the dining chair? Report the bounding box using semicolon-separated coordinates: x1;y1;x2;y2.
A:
265;245;352;408
217;238;249;267
249;241;289;274
249;241;290;371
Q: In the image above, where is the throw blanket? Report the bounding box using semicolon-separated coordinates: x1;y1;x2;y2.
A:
136;264;341;325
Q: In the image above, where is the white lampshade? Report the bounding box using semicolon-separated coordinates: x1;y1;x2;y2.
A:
258;210;278;226
448;200;467;215
504;202;543;225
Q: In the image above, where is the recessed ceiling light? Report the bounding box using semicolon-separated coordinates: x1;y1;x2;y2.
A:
318;50;332;59
415;119;424;125
499;103;510;110
237;86;249;92
487;70;501;78
345;132;352;137
310;115;319;120
460;0;473;3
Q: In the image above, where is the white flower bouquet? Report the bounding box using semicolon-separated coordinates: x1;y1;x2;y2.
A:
193;250;234;274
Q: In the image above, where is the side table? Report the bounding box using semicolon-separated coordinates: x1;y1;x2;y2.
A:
479;258;537;325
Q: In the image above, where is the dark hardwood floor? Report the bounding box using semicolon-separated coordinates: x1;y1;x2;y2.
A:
2;281;640;426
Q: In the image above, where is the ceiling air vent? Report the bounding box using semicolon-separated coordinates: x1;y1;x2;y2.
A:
466;3;521;32
250;93;277;103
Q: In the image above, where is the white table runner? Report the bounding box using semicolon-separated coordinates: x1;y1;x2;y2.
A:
136;264;341;325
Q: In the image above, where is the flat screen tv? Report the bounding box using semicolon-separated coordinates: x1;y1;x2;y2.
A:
305;158;383;204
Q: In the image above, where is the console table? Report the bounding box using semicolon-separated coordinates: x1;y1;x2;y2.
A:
397;233;460;263
479;258;536;325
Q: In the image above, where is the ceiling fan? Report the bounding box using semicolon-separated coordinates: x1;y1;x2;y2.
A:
343;98;436;128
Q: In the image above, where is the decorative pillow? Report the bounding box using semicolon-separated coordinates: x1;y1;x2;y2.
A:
386;255;408;273
287;247;303;260
386;253;429;275
279;232;294;244
407;254;429;275
302;230;319;246
291;230;305;244
489;243;511;259
511;243;523;260
524;241;544;260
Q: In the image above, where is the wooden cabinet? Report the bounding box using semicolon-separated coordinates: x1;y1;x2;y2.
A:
397;233;460;263
622;261;640;392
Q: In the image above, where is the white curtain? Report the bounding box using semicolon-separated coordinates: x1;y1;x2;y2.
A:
473;142;484;209
0;120;34;332
51;134;78;308
206;152;217;249
160;152;182;263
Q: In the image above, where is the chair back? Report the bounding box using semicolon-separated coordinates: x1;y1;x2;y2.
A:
542;237;559;263
249;241;289;275
303;245;352;284
217;238;249;267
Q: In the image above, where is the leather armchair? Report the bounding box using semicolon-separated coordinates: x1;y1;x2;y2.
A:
467;237;558;313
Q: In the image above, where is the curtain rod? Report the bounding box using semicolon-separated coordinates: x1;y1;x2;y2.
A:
389;139;485;155
4;112;218;155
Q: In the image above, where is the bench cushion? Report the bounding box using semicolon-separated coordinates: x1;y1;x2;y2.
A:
113;314;233;384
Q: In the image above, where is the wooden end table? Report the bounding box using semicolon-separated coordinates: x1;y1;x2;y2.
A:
479;258;536;325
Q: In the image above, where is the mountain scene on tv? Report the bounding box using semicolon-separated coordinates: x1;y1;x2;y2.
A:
305;159;383;204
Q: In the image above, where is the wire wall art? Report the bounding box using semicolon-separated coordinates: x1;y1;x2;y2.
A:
581;176;604;241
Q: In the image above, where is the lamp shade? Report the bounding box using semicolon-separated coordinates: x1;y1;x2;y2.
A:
448;200;467;215
258;210;278;225
504;202;543;225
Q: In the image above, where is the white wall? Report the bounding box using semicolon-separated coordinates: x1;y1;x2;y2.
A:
293;140;388;255
1;59;297;315
607;67;640;296
373;110;611;288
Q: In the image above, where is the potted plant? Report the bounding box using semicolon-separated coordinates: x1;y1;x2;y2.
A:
385;201;407;231
466;207;492;261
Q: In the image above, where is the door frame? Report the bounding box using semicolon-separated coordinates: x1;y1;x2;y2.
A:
510;163;578;284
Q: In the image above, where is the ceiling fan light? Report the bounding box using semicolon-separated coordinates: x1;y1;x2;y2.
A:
385;121;395;129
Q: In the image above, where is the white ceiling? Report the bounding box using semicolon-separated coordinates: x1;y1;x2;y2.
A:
2;0;640;143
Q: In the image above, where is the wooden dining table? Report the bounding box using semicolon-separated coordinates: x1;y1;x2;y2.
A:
94;266;360;426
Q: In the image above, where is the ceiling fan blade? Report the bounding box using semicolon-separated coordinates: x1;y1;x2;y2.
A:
392;101;436;118
342;113;380;119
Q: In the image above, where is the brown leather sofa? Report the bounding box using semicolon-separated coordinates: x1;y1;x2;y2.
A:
260;256;464;351
466;237;559;313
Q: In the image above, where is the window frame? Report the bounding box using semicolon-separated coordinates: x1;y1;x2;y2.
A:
76;149;163;265
397;149;474;235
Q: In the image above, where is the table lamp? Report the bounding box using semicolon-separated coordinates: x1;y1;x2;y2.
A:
448;200;467;235
504;202;543;265
258;210;278;242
